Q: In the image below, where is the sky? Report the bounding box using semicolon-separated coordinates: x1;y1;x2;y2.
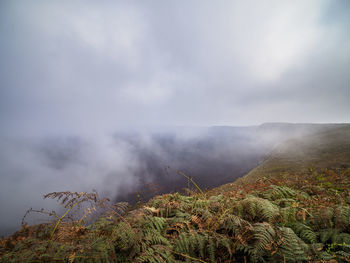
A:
1;0;350;136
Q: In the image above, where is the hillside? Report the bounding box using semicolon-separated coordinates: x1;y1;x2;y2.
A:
1;124;350;262
235;124;350;186
114;123;345;203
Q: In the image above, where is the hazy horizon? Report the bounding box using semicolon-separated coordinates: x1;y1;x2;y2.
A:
1;0;350;136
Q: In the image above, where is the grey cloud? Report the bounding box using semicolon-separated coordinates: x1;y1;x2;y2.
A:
1;0;349;133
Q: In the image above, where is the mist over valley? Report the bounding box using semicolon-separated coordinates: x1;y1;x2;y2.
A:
0;123;343;236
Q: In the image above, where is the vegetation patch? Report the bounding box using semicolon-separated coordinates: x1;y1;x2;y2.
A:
1;168;350;262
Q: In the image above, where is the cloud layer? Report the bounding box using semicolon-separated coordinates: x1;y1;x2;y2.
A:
1;0;350;135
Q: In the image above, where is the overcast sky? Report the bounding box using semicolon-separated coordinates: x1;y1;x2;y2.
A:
1;0;350;135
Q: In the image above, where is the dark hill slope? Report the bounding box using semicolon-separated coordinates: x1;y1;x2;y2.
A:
209;123;350;195
115;123;343;202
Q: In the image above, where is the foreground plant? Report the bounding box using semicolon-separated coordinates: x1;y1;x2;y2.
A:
1;168;350;262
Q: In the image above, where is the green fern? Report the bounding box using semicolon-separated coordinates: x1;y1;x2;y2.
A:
280;207;297;224
290;222;317;244
319;228;339;243
318;251;335;261
271;227;309;263
136;246;175;263
144;231;170;247
218;214;252;236
334;206;350;231
251;223;276;255
312;207;335;228
144;216;167;232
262;185;297;201
235;196;280;223
174;231;213;262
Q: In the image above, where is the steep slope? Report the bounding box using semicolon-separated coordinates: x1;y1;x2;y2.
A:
115;123;341;202
2;165;350;262
235;124;350;185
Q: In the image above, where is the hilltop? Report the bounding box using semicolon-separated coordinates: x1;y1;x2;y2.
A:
236;123;350;185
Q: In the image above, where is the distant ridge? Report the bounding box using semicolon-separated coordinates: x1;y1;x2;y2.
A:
235;123;350;185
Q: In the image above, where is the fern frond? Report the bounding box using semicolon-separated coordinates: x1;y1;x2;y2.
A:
113;202;130;215
235;196;280;223
334;206;350;231
290;222;317;244
262;185;297;201
137;246;172;263
318;251;335;261
112;221;139;253
144;231;170;246
319;228;339;243
218;214;252;236
272;227;309;263
252;222;276;254
333;232;350;247
335;250;350;260
174;231;216;261
312;207;334;228
144;216;167;232
280;207;297;224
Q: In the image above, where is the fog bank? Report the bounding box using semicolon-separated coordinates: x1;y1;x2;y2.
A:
0;123;336;236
